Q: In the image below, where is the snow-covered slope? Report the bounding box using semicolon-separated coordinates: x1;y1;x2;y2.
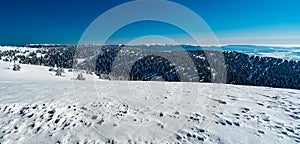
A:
0;61;299;143
0;46;38;52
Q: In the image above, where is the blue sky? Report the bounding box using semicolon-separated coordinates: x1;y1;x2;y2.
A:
0;0;300;45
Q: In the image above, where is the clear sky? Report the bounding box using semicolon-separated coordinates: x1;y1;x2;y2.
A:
0;0;300;46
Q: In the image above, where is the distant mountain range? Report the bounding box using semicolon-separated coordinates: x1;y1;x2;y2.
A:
1;44;300;60
124;44;300;60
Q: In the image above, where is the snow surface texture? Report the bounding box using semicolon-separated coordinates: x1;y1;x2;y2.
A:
0;61;300;144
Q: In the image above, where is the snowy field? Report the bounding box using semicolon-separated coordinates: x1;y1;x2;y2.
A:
0;60;299;143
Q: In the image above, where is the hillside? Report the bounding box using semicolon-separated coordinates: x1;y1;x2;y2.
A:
0;61;299;143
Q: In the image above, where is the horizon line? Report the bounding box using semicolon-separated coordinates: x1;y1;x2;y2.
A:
1;43;300;48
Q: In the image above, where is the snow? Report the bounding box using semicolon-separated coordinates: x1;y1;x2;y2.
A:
0;61;299;143
0;46;38;52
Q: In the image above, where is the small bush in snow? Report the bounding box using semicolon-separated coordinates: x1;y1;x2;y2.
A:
13;63;21;71
55;68;62;76
76;72;85;80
